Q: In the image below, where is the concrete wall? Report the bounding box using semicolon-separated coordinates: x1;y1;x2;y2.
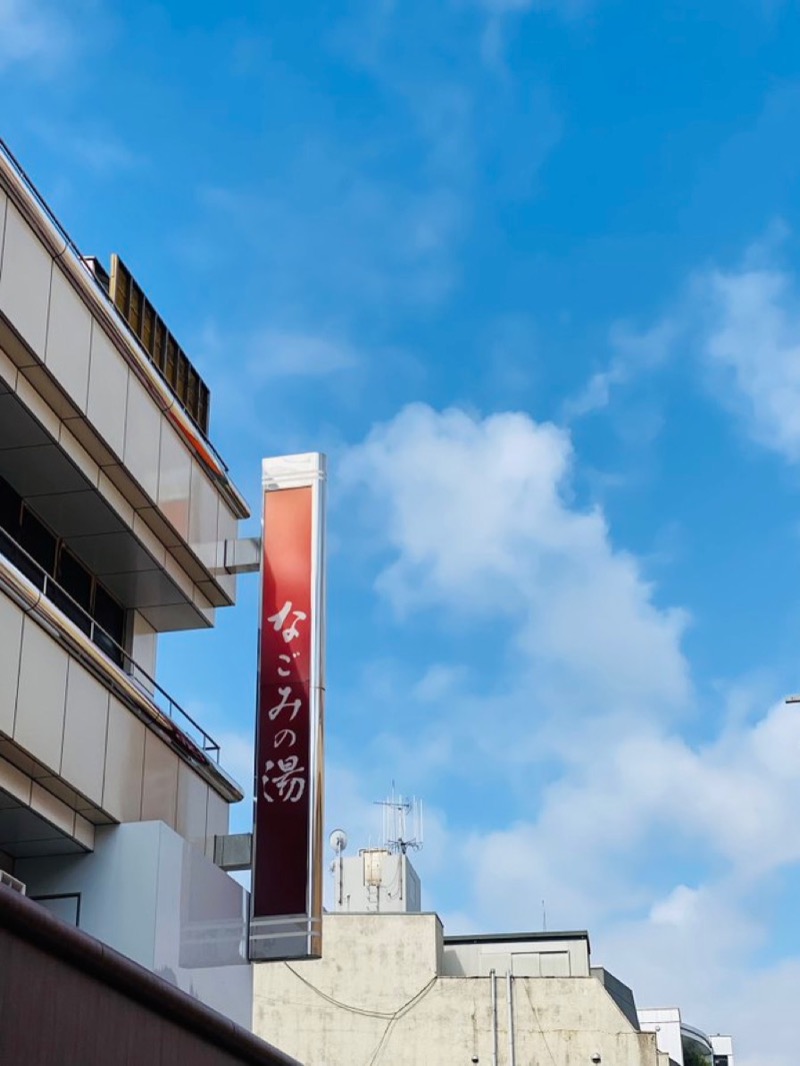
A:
335;850;422;913
252;913;662;1066
16;820;252;1028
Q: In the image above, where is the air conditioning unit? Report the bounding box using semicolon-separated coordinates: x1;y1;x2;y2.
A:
0;870;27;895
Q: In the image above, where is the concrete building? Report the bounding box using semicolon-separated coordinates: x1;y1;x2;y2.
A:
0;139;258;1029
252;910;670;1066
638;1007;735;1066
710;1034;735;1066
251;847;666;1065
253;841;736;1066
332;847;422;914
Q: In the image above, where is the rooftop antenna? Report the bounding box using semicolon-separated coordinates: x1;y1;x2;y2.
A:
374;783;423;855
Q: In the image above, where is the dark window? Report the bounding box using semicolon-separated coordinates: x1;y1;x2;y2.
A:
0;474;126;667
0;479;24;574
0;476;21;534
94;584;125;667
19;506;55;587
51;547;93;634
0;525;24;574
57;547;92;611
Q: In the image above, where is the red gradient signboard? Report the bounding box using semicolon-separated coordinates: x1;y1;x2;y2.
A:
250;454;325;961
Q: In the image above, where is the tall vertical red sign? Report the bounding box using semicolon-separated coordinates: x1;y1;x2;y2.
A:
250;453;325;961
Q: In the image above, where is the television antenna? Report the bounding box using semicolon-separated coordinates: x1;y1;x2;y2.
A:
374;784;423;855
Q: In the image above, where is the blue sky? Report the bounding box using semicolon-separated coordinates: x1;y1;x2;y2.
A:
5;0;800;1061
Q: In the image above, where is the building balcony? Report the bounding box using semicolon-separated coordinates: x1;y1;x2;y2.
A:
0;139;250;632
0;524;242;866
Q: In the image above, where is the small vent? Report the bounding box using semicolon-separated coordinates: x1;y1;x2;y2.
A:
0;870;27;895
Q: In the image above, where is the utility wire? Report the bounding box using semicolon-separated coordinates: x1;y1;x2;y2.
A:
366;976;437;1066
283;961;436;1022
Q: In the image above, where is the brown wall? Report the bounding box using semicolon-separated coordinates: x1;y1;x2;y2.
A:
0;885;299;1066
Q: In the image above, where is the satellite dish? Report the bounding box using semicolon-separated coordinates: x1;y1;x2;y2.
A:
329;829;348;854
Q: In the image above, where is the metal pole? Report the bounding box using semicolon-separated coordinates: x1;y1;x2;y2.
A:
490;969;498;1066
506;971;516;1066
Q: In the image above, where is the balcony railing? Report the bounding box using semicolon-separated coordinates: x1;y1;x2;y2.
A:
0;526;222;764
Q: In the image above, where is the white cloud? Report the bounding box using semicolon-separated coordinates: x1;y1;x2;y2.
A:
341;403;690;718
0;0;75;73
421;695;800;1066
454;695;800;933
565;233;800;472
699;259;800;462
337;401;800;1064
564;318;677;420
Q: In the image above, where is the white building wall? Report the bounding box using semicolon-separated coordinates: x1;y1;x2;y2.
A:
443;935;590;978
638;1007;684;1065
252;913;661;1066
335;849;422;913
15;820;252;1028
711;1034;734;1064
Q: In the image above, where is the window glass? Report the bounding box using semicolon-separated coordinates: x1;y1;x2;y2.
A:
50;547;93;634
57;547;92;611
18;506;55;587
0;476;128;668
93;583;125;667
0;475;22;534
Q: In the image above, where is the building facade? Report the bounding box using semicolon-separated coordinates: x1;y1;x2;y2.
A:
252;910;669;1066
638;1008;735;1066
0;140;255;1026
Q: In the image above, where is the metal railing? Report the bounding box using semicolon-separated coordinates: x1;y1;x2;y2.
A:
0;527;221;763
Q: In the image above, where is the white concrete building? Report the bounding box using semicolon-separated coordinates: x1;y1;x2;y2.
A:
711;1034;734;1066
0;140;255;1026
252;911;670;1065
638;1007;735;1066
332;847;422;914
